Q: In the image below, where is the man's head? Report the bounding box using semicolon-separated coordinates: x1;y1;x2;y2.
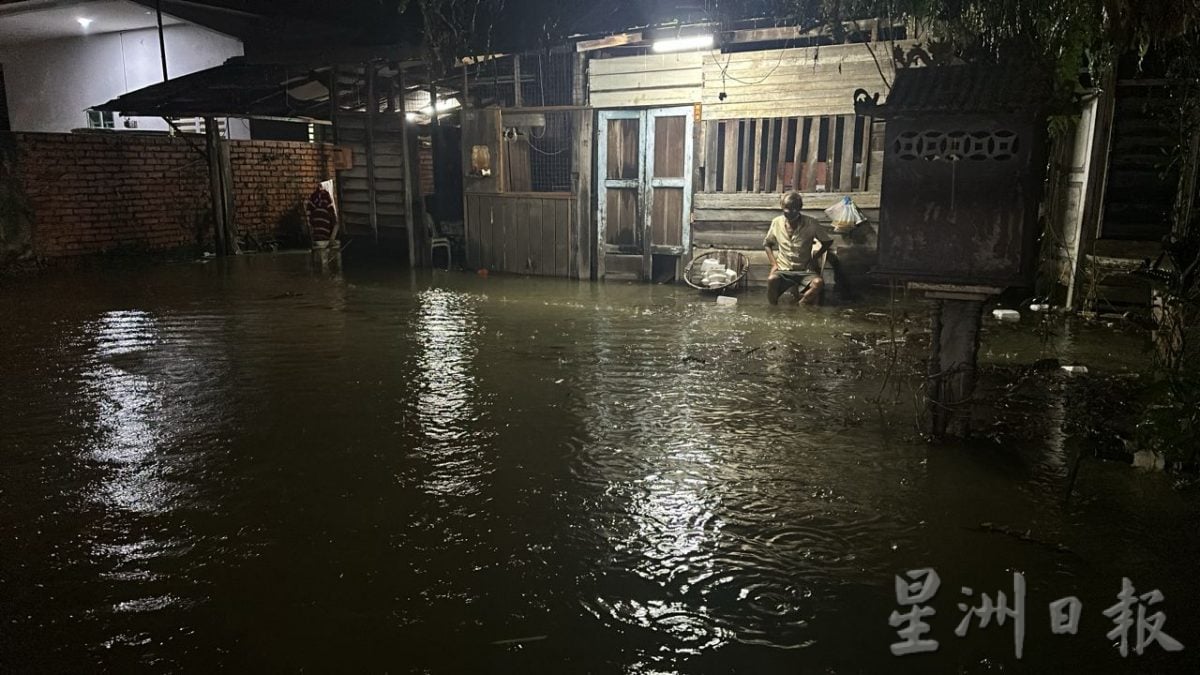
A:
781;191;804;223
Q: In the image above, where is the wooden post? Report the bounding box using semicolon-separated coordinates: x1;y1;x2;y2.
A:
218;138;240;254
927;297;984;437
204;118;228;255
399;69;417;269
365;62;379;242
328;65;339;142
513;54;522;107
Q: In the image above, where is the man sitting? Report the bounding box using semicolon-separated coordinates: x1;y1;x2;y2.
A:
764;191;833;305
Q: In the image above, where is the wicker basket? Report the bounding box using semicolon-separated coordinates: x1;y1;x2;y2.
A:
684;250;750;293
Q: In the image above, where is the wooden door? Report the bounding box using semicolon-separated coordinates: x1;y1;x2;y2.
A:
597;107;693;280
647;107;692;256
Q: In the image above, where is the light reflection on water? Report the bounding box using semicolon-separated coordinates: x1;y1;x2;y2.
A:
413;288;491;498
0;256;1196;673
83;310;178;514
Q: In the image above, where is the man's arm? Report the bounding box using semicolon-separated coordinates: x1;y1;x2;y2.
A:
763;227;778;272
808;220;833;271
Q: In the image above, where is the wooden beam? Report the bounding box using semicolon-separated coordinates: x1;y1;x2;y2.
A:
399;70;416;269
365;64;378;242
575;32;643;52
776;117;791;192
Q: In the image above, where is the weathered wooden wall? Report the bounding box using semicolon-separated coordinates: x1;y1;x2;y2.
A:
700;42;912;119
588;53;703;108
464;193;577;276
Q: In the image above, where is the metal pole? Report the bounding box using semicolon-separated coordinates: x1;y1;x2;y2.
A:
399;70;417;269
155;0;168;81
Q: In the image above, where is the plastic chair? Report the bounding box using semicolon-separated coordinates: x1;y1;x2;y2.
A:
424;209;452;270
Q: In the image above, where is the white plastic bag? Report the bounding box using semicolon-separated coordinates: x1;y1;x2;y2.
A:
824;196;866;230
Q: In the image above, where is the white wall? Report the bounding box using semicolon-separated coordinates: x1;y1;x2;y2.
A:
0;23;244;134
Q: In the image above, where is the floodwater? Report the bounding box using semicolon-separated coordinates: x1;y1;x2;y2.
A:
1;253;1197;673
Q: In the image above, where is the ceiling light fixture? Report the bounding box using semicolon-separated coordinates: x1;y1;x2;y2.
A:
76;17;94;28
651;34;713;53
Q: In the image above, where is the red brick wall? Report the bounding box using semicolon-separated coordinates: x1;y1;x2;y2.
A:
8;132;336;259
228;140;337;243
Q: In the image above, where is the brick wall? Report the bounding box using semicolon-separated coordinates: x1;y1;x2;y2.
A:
6;132;336;259
228;140;336;244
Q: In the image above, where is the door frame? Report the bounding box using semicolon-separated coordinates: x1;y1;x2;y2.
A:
596;106;694;279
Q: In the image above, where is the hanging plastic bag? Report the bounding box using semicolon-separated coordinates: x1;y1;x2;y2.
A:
824;196;866;231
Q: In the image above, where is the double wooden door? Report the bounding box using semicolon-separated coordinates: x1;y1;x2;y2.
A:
597;107;693;280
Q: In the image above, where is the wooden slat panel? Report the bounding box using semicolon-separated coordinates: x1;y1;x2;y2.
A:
605;189;638;247
762;118;777;192
748;118;758;190
541;199;556;276
607;118;640;180
654;115;686;178
741;119;754;193
695;191;880;210
589;53;703;108
529;197;544;274
491;197;504;272
603;254;643;280
699;43;916;120
804;116;820;192
775;118;789;192
704;121;718;192
838;115;855;191
588;70;703;91
651;187;684;247
792;118;806;191
478;197;492;270
589;88;702;108
722;121;738;192
505;137;533;192
467;195;480;268
516;196;531;273
589;52;704;76
555;199;570;277
504;198;518;273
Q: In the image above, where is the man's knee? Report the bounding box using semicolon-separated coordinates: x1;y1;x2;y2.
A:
810;277;824;289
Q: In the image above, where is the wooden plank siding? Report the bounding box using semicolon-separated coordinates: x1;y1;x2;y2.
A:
588;52;704;108
466;193;576;276
700;41;915;120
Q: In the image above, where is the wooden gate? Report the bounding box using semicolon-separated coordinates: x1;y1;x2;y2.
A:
335;112;412;238
596;106;693;280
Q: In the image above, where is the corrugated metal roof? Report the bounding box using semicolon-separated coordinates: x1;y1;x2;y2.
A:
94;60;335;120
94;57;445;122
878;63;1050;116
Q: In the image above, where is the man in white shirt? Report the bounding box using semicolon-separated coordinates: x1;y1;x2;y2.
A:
763;191;832;305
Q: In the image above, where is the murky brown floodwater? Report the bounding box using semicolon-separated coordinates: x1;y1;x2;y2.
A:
1;253;1197;673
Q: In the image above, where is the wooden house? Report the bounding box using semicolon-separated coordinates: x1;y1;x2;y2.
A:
457;19;918;284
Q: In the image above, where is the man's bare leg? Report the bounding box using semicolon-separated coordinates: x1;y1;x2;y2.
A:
799;277;824;305
767;274;785;305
